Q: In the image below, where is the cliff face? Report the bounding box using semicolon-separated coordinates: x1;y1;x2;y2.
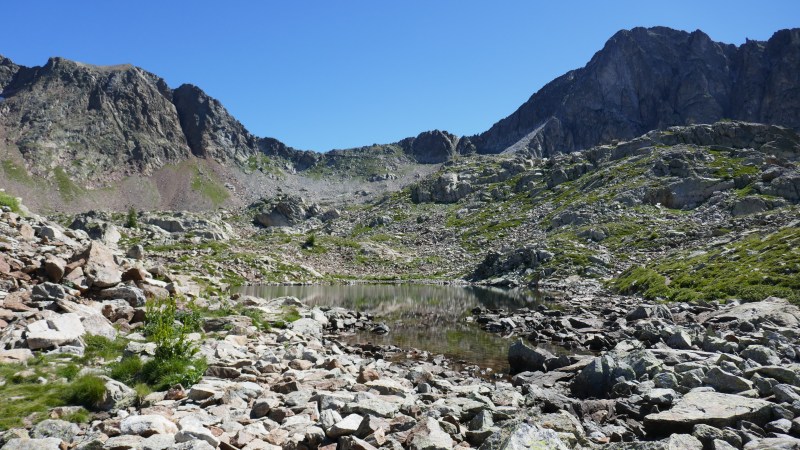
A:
0;57;288;184
172;83;261;162
0;57;192;181
470;27;800;157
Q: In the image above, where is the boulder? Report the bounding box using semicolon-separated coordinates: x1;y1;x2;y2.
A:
253;195;313;227
705;297;800;327
703;367;753;393
479;422;568;450
98;284;146;307
120;414;178;437
571;355;635;398
0;438;62;450
81;241;122;288
508;339;557;374
408;417;453;450
26;313;85;350
327;413;363;438
96;376;137;411
645;391;773;432
31;419;79;443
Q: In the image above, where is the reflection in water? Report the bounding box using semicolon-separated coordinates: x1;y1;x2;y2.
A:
236;284;553;373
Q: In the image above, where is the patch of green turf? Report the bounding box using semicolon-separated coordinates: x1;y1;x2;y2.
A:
53;166;85;202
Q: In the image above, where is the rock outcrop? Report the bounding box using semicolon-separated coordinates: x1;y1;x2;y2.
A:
471;27;800;157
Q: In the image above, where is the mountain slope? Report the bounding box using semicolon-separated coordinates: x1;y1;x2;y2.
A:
468;27;800;157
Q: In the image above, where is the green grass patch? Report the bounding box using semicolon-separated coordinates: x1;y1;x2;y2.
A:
2;159;33;184
0;191;21;214
53;166;85;202
63;375;107;409
612;227;800;302
191;168;230;206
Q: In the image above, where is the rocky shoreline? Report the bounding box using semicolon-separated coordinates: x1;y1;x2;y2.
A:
2;205;800;449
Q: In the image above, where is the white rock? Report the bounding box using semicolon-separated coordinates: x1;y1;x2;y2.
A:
121;414;178;437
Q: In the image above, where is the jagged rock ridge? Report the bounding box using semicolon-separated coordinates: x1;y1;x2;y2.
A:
468;27;800;157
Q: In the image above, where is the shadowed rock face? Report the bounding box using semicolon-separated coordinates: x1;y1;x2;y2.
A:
173;83;261;162
471;27;800;157
398;130;460;164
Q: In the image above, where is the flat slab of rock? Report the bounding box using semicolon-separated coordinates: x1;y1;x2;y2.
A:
703;297;800;327
1;437;62;450
645;391;773;432
121;414;178;437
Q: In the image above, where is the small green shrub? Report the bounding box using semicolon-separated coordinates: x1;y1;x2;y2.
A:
138;297;207;391
140;356;206;391
134;383;153;401
283;307;301;323
0;191;20;214
63;408;90;424
64;375;107;409
125;207;138;228
301;234;317;250
110;356;143;385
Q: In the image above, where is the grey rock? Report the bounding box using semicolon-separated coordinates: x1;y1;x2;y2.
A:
1;438;62;450
743;437;800;449
32;282;68;302
765;418;793;434
667;331;693;350
175;425;219;448
120;414;178;437
141;434;176;450
711;439;738;450
774;384;800;404
96;376;138;411
478;422;568;450
26;313;85;350
704;367;753;393
98;285;146;307
508;339;555;374
408;417;453;450
706;297;800;328
645;391;773;431
31;420;79;443
572;355;635;398
741;345;782;366
81;242;122;288
328;413;363;438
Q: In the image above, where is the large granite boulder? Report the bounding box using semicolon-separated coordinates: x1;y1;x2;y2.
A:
644;391;773;432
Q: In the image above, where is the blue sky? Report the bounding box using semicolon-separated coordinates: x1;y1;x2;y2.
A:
2;1;798;151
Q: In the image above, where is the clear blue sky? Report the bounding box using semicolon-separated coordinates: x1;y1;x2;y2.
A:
2;1;798;151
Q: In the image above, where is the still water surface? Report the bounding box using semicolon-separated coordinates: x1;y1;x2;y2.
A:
237;284;559;373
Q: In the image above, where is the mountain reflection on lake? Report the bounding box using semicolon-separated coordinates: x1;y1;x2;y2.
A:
236;284;561;373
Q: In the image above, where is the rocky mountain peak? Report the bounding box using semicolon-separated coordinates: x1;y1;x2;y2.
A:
471;26;800;158
399;129;460;163
172;83;260;161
